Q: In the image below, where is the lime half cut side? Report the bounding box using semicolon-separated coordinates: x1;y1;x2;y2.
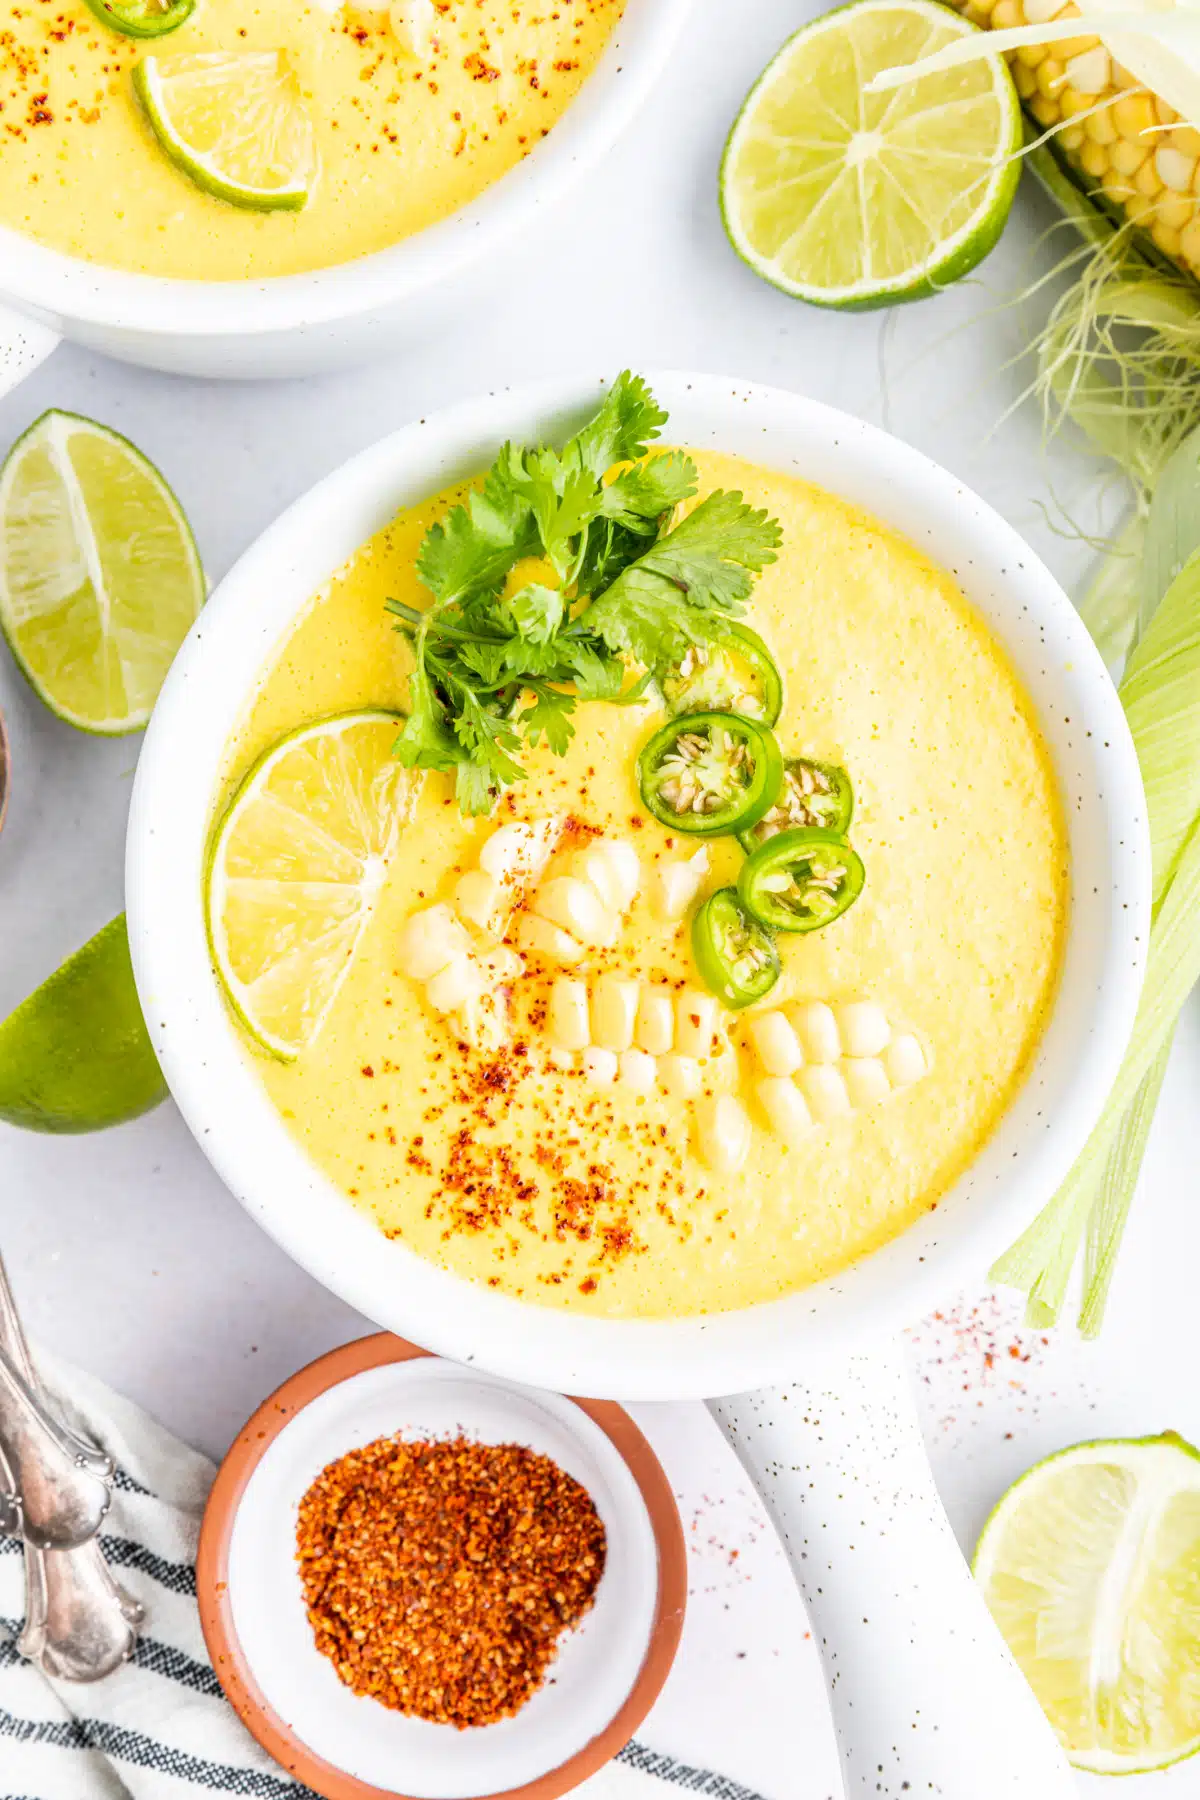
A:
720;0;1021;308
0;411;204;734
974;1432;1200;1775
134;51;318;212
208;712;416;1061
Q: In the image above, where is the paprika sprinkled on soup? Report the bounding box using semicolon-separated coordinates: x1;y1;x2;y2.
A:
295;1435;607;1727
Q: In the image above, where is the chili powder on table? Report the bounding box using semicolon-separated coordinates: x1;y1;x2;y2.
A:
295;1434;607;1728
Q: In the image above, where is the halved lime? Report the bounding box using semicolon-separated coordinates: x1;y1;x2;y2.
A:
134;51;318;212
0;917;166;1132
974;1433;1200;1774
720;0;1021;309
0;411;204;734
208;712;414;1061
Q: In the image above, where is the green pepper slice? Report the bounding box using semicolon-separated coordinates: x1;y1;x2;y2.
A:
637;711;784;838
83;0;195;37
691;887;780;1009
738;827;865;934
738;757;853;853
660;624;784;728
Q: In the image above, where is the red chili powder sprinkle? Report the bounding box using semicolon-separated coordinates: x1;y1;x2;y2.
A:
296;1435;607;1728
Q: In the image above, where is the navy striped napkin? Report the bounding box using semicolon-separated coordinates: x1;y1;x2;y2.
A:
0;1356;764;1800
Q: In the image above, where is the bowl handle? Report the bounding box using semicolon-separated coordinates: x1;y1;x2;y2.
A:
0;302;60;401
709;1344;1075;1797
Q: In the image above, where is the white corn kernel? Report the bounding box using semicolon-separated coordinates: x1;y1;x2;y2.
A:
396;904;469;980
798;1064;853;1123
582;1047;618;1086
659;1054;702;1100
756;1078;814;1147
479;818;559;886
885;1034;928;1088
1024;0;1067;20
648;846;710;921
532;876;614;945
834;1001;891;1059
515;913;585;965
454;868;502;933
547;977;590;1051
1156;146;1197;192
635;988;675;1056
675;988;721;1059
573;838;640;913
476;945;523;985
591;973;640;1052
842;1058;892;1109
694;1094;752;1174
425;954;486;1013
547;1046;575;1071
790;1001;841;1064
619;1049;657;1093
1063;44;1109;92
747;1011;804;1077
390;0;436;55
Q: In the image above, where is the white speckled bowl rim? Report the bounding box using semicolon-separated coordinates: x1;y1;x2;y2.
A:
126;371;1150;1400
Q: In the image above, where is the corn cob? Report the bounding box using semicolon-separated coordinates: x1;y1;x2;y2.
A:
955;0;1200;277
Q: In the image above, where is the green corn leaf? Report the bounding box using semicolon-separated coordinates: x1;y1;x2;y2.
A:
1139;422;1200;638
1122;547;1200;905
1078;1033;1173;1338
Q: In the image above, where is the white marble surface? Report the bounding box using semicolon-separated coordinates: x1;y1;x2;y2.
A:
0;2;1198;1796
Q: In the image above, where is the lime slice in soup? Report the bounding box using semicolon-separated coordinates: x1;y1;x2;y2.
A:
134;51;319;212
0;411;204;734
208;712;414;1060
720;0;1021;308
974;1433;1200;1774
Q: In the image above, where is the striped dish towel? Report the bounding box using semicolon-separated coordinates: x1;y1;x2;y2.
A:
0;1356;763;1800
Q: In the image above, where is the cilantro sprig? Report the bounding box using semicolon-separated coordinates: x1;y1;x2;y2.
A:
387;373;783;815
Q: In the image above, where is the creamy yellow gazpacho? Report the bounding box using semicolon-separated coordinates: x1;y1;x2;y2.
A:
0;0;624;280
210;378;1067;1319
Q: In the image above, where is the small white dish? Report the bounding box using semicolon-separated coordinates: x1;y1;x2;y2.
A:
198;1334;686;1800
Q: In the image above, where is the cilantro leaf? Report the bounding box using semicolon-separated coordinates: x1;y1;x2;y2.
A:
390;379;784;815
563;371;668;482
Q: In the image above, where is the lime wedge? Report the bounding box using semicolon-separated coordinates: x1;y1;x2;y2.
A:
0;917;166;1132
0;411;204;734
974;1433;1200;1774
134;51;318;212
720;0;1021;308
208;712;414;1061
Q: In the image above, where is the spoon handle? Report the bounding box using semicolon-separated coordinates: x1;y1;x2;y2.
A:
0;1259;112;1549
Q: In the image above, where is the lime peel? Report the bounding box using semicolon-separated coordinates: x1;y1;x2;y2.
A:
0;917;166;1132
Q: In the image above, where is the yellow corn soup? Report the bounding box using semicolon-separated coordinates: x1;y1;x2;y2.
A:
0;0;623;280
218;450;1068;1319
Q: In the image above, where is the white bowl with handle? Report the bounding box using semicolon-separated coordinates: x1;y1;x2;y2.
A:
127;371;1149;1798
0;0;689;390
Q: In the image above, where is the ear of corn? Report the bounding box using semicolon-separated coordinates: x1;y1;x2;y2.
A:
956;0;1200;279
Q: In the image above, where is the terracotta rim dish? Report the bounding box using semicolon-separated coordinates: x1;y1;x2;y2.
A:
197;1333;688;1800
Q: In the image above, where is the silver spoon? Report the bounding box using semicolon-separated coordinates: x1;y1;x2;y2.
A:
0;1257;142;1680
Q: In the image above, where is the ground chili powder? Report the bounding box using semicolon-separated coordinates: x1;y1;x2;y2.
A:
296;1434;607;1728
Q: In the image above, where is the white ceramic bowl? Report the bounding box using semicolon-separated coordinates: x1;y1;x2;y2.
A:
126;369;1148;1399
0;0;689;384
127;371;1148;1798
